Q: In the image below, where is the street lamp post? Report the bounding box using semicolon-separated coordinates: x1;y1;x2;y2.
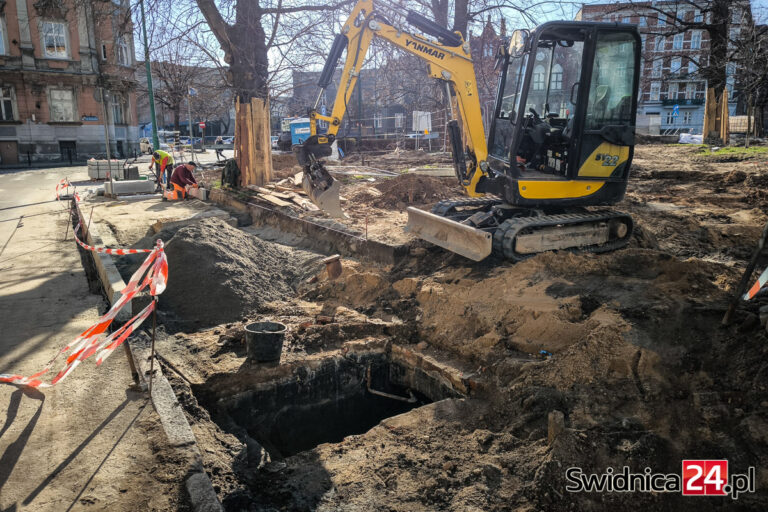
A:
139;0;159;151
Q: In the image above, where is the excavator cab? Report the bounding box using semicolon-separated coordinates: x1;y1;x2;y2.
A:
482;22;640;206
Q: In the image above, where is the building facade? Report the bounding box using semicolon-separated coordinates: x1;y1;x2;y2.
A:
578;1;748;134
0;0;138;164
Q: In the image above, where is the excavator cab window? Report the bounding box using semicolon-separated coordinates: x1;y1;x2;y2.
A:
514;30;586;176
490;52;527;161
489;26;588;178
583;31;636;133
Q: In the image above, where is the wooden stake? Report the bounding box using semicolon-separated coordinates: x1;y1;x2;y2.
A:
85;206;94;239
123;342;139;385
63;204;72;241
149;299;157;394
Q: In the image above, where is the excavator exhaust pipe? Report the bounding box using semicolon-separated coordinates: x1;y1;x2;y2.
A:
405;207;492;261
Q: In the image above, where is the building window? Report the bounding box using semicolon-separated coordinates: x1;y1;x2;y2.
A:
639;16;647;27
657;14;666;27
117;36;130;66
683;111;692;124
532;65;545;90
686;82;696;99
0;17;6;55
616;61;627;81
0;87;15;120
673;33;683;50
101;44;107;60
373;113;382;128
690;31;701;49
652;59;662;77
666;110;675;124
50;88;74;121
622;16;631;24
688;59;698;74
42;21;68;59
650;82;661;101
730;28;740;42
670;57;682;73
394;112;404;129
112;93;125;124
732;8;741;24
655;36;665;52
668;82;679;99
550;64;563;90
641;35;647;50
694;10;702;23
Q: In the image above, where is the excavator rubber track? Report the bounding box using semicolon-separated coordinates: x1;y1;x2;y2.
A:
411;198;633;261
492;210;634;262
431;197;503;217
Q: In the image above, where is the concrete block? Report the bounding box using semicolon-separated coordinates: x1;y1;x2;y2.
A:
548;410;565;445
104;179;156;196
186;472;224;512
130;334;197;448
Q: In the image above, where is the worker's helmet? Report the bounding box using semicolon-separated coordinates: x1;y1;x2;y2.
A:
152;151;161;160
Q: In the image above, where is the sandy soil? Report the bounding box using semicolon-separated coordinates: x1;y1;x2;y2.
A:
132;144;768;510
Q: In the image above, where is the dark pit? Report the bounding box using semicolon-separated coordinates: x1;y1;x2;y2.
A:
197;352;462;460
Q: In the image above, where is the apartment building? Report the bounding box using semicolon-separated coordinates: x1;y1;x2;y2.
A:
0;0;138;164
578;1;749;134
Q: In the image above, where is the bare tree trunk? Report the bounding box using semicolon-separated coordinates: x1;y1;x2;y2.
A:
173;110;180;132
430;0;448;30
746;98;752;148
452;0;469;38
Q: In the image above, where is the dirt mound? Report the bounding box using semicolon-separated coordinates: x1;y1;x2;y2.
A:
159;218;319;330
370;174;460;209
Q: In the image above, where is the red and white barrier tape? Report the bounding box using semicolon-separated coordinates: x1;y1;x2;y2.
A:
74;221;153;255
0;193;168;388
56;178;72;200
744;266;768;301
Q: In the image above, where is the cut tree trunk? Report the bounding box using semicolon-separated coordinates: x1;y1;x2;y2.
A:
235;96;272;187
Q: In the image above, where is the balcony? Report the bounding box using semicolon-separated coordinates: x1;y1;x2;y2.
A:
661;98;704;106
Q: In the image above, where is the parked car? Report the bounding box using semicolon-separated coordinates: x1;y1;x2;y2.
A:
271;135;279;150
139;137;153;154
277;131;292;151
223;137;234;144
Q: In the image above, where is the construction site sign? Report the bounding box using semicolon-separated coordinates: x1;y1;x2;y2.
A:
412;111;432;132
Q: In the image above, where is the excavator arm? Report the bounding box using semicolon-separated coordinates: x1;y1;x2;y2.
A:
296;0;489;217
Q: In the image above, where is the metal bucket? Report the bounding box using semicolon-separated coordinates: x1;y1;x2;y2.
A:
245;321;287;362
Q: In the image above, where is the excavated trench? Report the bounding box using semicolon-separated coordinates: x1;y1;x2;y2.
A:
194;350;464;461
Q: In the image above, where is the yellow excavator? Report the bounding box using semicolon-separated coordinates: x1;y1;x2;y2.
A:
296;0;641;261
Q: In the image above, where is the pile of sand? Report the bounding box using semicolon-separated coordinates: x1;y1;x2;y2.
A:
370;174;460;209
159;218;320;330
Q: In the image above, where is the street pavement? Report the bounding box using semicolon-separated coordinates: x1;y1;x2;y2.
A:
0;166;185;511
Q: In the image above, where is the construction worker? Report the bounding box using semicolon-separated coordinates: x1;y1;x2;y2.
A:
167;161;198;200
214;136;225;161
149;150;174;192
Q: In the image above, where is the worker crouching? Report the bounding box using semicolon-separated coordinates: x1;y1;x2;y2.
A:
163;161;198;201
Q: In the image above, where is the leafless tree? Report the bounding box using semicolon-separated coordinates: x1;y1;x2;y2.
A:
731;18;768;143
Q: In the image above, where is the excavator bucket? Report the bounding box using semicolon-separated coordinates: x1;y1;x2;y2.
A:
302;172;344;218
405;207;493;261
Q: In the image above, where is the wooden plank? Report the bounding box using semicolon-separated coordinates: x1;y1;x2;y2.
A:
257;193;292;207
291;195;319;211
